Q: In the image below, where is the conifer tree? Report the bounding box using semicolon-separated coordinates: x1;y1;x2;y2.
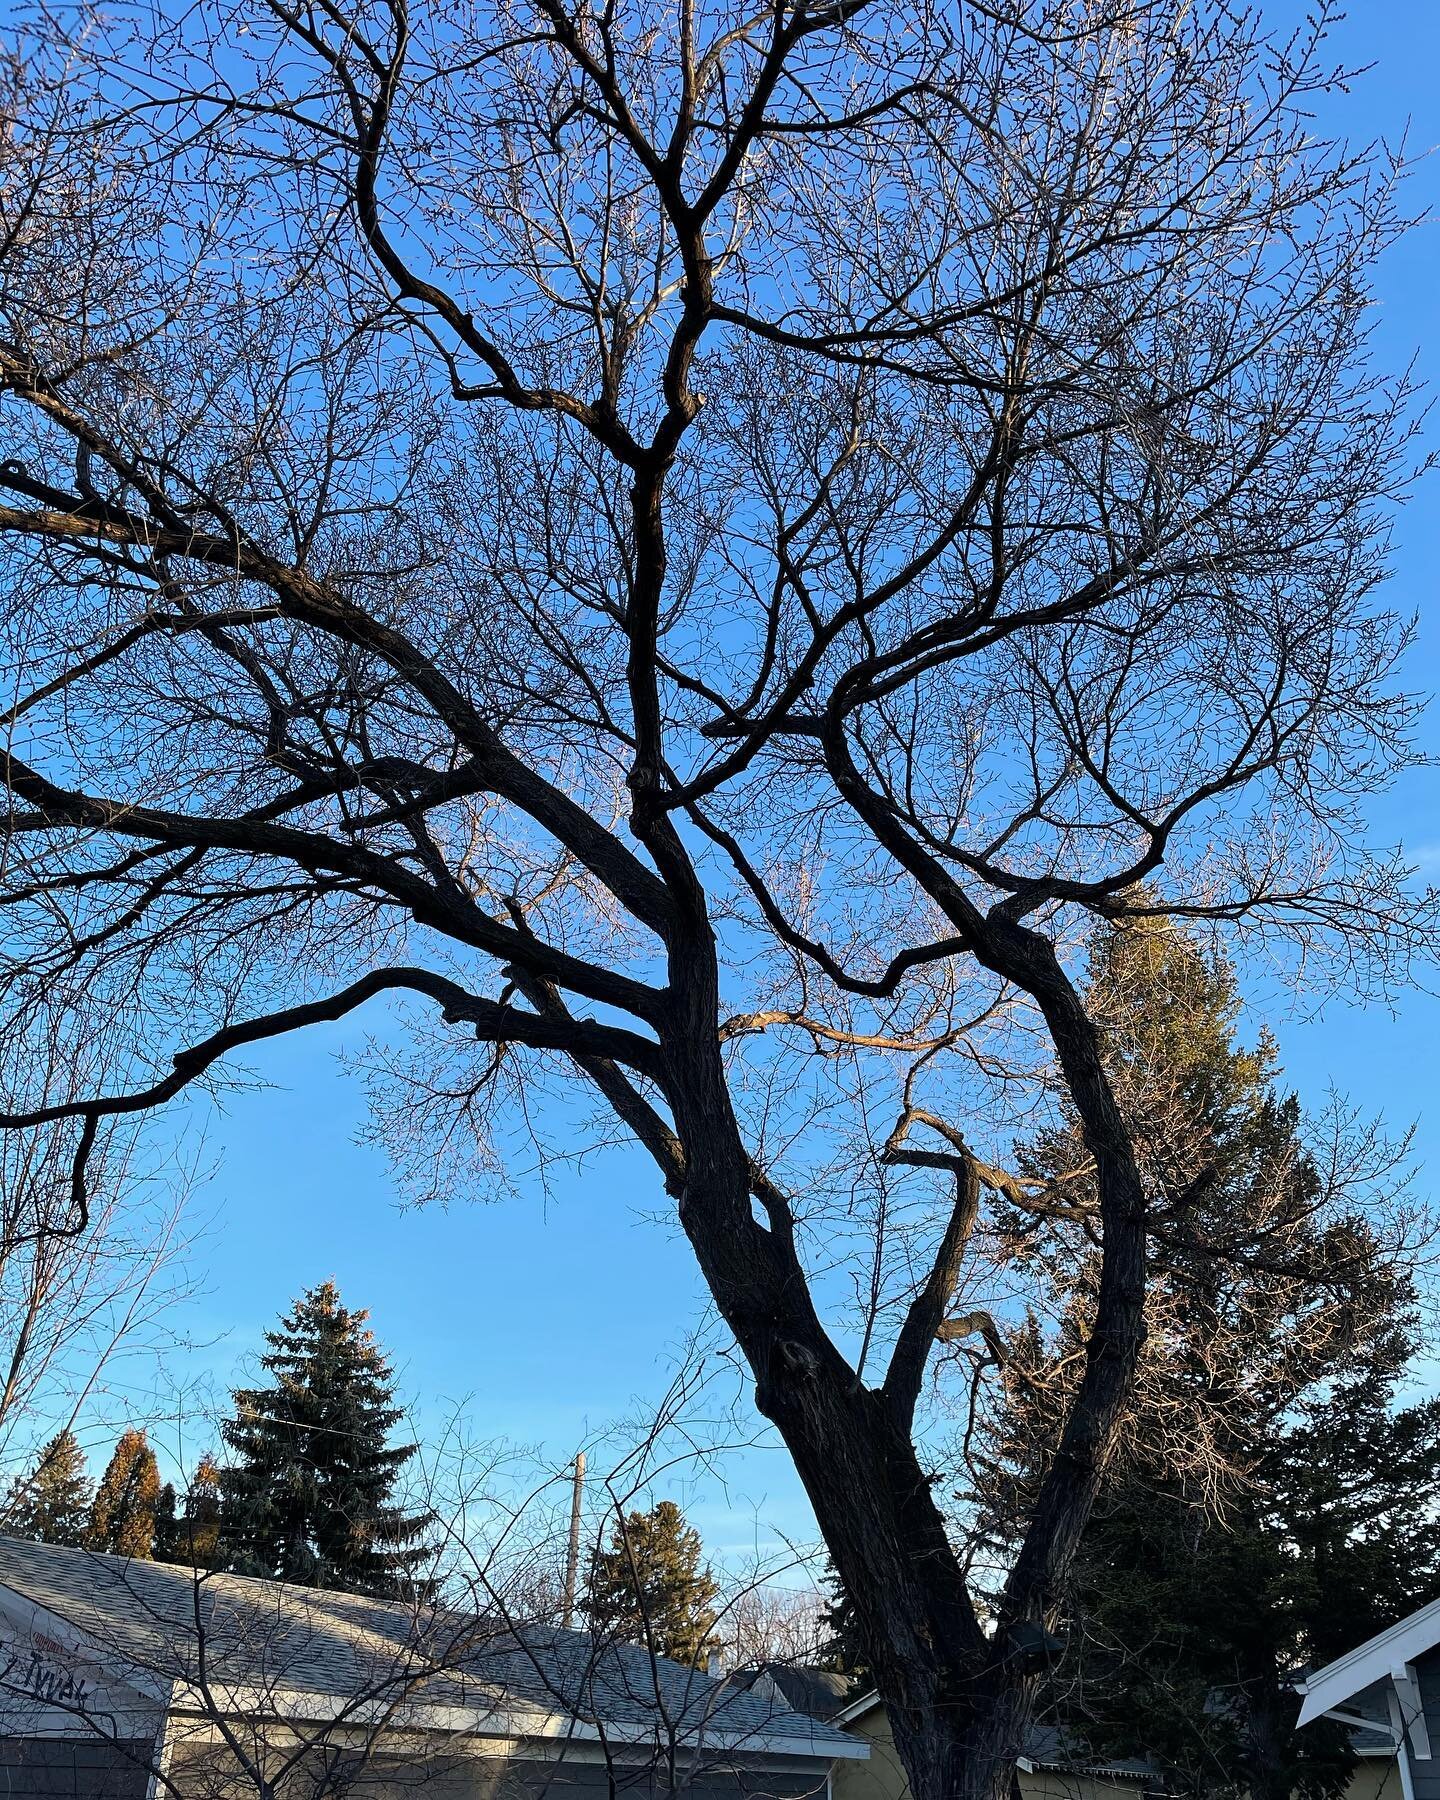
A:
977;916;1433;1800
581;1499;720;1668
88;1429;161;1558
155;1454;224;1569
6;1430;92;1546
153;1482;179;1561
219;1282;432;1595
181;1453;225;1569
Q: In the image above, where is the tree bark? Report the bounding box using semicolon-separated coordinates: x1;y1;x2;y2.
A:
654;911;1135;1800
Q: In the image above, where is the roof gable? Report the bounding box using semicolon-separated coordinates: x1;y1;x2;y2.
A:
1297;1597;1440;1727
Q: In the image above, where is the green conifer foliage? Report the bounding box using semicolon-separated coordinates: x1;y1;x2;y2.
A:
980;916;1436;1800
154;1454;225;1569
181;1453;224;1569
581;1499;721;1668
219;1281;432;1595
6;1430;92;1546
89;1429;161;1558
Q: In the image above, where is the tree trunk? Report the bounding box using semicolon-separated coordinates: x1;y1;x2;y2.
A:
653;908;1141;1800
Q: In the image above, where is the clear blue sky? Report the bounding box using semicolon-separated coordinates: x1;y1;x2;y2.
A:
141;1;1440;1565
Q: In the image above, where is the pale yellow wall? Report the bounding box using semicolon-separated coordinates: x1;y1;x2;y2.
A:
831;1699;1404;1800
830;1702;910;1800
1343;1758;1404;1800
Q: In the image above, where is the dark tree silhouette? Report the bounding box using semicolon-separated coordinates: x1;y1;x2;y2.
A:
0;3;1431;1795
976;916;1435;1800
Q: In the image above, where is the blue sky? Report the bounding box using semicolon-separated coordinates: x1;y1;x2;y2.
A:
120;1;1440;1568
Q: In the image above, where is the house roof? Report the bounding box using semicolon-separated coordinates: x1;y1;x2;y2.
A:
736;1665;857;1723
0;1536;864;1760
1296;1597;1440;1729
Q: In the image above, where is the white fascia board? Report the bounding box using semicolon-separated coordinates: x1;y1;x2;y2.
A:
1298;1596;1440;1727
0;1577;174;1711
168;1686;869;1760
830;1689;882;1728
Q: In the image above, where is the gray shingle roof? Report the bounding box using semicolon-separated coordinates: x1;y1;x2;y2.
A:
0;1536;859;1758
1021;1723;1161;1781
737;1666;856;1724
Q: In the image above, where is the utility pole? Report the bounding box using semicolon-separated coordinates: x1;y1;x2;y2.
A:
562;1450;586;1630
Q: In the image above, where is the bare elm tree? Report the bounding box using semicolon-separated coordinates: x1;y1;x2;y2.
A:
0;2;1431;1797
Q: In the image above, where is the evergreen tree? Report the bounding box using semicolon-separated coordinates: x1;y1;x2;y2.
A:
981;916;1433;1800
153;1482;179;1560
219;1281;432;1595
1059;1376;1440;1800
154;1455;224;1569
581;1499;721;1667
181;1453;225;1569
818;1556;870;1684
6;1430;92;1546
89;1429;161;1558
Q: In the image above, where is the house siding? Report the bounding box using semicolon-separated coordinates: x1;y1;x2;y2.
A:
163;1737;833;1800
1402;1649;1440;1800
0;1738;154;1800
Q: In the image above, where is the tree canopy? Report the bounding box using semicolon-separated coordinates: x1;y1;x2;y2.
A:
88;1428;161;1559
6;1429;92;1547
156;1453;225;1570
976;917;1435;1800
0;2;1431;1795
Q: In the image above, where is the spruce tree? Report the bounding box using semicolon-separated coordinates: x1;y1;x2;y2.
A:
89;1429;161;1558
6;1430;92;1546
581;1499;720;1667
1052;1375;1440;1800
219;1281;432;1595
978;915;1434;1800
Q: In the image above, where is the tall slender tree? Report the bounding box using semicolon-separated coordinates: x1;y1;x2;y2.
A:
88;1429;161;1559
220;1283;431;1595
582;1500;721;1668
155;1453;225;1569
5;1429;92;1546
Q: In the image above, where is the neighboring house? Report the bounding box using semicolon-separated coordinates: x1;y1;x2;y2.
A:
802;1677;1389;1800
1296;1598;1440;1800
735;1668;853;1727
775;1684;1166;1800
0;1537;865;1800
822;1680;1396;1800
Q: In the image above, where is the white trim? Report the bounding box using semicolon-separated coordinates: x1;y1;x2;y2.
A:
831;1689;882;1728
1389;1687;1420;1800
1394;1668;1432;1761
165;1685;871;1758
1297;1596;1440;1727
145;1707;175;1800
